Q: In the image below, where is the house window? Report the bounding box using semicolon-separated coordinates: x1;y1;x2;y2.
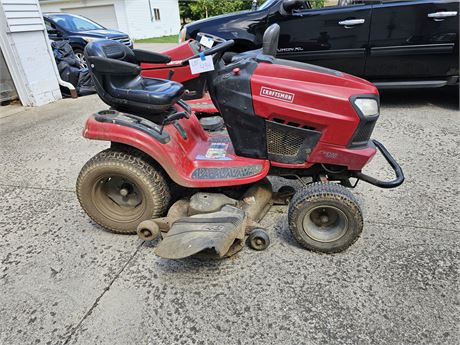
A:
148;1;161;22
153;8;161;21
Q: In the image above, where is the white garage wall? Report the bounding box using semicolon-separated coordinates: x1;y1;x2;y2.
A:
65;5;120;30
125;0;181;39
39;0;181;39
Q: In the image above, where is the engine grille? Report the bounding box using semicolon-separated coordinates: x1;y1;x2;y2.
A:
112;37;131;46
349;118;377;147
266;121;321;164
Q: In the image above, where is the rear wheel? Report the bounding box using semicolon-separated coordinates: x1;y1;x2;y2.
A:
288;182;363;253
76;149;170;234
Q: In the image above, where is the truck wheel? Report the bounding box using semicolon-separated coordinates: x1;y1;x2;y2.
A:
288;182;363;253
76;149;170;234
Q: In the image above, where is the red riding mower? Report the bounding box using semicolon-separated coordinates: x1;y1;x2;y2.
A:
77;24;404;259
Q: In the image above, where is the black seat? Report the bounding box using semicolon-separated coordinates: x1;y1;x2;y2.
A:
84;40;184;116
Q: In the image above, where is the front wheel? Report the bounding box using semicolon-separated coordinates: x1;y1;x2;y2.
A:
288;182;363;253
76;149;170;234
73;48;86;68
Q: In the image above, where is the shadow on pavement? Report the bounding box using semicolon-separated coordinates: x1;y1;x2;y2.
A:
380;86;459;111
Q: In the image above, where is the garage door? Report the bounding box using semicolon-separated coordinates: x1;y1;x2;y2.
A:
64;5;119;30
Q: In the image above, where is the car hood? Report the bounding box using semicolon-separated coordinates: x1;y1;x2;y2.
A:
76;29;128;38
185;10;251;29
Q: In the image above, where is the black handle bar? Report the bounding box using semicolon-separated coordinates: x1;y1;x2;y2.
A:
353;139;405;188
181;39;235;66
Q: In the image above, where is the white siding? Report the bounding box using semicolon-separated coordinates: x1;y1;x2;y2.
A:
3;0;45;32
0;0;61;106
124;0;181;39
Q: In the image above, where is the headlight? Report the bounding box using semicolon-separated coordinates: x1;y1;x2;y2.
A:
81;36;101;43
353;98;379;117
178;27;187;43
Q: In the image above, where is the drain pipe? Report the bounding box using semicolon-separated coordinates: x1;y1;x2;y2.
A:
44;36;78;98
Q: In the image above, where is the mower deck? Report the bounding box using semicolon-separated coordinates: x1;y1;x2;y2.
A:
138;179;275;259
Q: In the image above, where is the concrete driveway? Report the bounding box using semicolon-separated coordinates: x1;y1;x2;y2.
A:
0;87;458;345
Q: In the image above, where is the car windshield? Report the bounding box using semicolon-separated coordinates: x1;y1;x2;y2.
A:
48;14;104;32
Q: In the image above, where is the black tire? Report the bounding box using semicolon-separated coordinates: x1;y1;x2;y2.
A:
76;149;170;234
248;228;270;251
288;182;363;253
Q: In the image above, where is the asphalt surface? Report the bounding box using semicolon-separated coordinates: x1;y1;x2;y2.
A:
0;79;459;345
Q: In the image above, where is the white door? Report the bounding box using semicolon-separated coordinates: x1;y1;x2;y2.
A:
64;5;119;30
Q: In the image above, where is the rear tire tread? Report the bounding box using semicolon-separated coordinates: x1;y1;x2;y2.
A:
76;148;170;234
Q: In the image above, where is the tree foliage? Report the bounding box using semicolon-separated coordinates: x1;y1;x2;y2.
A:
179;0;333;24
179;0;262;23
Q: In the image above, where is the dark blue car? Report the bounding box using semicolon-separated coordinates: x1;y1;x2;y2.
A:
44;13;133;66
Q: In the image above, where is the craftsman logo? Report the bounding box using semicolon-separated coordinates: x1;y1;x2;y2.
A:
260;87;294;103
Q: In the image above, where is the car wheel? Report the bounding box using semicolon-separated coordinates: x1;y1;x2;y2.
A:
73;48;87;68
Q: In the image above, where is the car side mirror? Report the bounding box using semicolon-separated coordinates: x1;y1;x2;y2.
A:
282;0;305;13
48;29;61;36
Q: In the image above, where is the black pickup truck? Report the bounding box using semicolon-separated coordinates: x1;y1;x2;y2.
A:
179;0;459;89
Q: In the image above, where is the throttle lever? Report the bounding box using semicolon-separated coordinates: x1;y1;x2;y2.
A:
158;111;188;135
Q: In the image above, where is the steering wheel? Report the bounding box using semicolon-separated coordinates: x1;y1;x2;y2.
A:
181;39;234;66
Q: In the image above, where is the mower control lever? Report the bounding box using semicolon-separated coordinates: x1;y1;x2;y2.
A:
163;111;188;124
177;99;192;115
157;109;190;135
353;140;405;189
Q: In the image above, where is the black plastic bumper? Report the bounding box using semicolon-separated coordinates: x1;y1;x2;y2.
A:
354;139;404;189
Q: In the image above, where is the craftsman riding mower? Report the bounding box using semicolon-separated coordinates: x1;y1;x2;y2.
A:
76;24;404;259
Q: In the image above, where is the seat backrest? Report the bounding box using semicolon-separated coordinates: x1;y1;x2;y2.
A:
262;24;280;57
84;40;141;113
84;40;183;117
85;39;137;65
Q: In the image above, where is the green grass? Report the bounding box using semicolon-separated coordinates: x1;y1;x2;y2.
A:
134;35;178;43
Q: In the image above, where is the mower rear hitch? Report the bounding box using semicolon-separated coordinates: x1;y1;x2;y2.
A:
354;139;405;188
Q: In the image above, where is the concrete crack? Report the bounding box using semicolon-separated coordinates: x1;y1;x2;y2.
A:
62;242;143;345
366;220;459;233
0;183;74;193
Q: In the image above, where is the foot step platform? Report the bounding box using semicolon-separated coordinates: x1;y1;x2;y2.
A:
154;205;247;259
